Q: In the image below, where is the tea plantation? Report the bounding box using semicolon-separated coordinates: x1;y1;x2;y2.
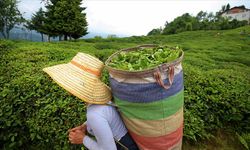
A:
0;26;249;149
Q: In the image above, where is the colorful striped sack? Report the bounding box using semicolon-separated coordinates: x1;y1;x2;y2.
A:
105;45;184;150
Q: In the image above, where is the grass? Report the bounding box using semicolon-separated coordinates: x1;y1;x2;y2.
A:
0;25;249;149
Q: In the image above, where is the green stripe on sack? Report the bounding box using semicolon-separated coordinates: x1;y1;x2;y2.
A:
114;89;184;120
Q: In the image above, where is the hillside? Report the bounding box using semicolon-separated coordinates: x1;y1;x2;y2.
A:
0;26;250;149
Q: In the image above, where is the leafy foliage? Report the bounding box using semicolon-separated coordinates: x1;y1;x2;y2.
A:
44;0;88;40
161;12;248;35
0;26;250;149
148;4;248;36
108;46;182;71
0;0;24;39
26;8;46;41
147;28;163;36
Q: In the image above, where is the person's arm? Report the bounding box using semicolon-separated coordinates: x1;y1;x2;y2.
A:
83;113;117;150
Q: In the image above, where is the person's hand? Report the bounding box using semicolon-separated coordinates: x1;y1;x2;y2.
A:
69;123;87;133
69;127;86;144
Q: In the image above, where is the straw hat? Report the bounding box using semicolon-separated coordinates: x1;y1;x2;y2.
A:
43;52;112;104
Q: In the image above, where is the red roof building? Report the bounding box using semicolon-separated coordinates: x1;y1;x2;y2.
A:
221;5;250;23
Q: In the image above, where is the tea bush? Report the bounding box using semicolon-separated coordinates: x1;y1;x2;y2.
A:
0;26;249;149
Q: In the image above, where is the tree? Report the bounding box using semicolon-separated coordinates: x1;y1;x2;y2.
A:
41;0;60;41
44;0;88;40
26;8;46;41
185;22;192;31
162;13;197;35
0;0;24;39
147;28;162;36
207;12;214;21
206;12;216;30
151;4;248;36
226;3;230;11
196;11;208;29
196;11;207;22
221;5;226;13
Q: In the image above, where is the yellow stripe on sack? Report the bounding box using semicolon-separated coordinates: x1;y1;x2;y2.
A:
122;108;183;137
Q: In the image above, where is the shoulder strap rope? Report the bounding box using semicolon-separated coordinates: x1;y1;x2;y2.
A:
115;139;129;150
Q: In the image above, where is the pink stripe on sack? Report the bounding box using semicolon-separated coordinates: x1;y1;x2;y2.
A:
129;125;183;150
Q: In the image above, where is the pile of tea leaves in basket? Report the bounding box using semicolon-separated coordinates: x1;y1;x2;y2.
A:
108;46;182;71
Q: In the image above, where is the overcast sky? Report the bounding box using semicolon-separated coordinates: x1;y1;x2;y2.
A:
19;0;250;36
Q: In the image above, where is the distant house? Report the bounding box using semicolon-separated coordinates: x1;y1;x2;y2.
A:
221;5;250;24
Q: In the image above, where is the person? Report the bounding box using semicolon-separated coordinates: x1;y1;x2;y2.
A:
68;103;138;150
43;52;138;150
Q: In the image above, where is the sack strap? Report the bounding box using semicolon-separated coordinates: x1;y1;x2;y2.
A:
106;101;118;107
83;137;128;150
154;65;175;89
115;139;129;150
